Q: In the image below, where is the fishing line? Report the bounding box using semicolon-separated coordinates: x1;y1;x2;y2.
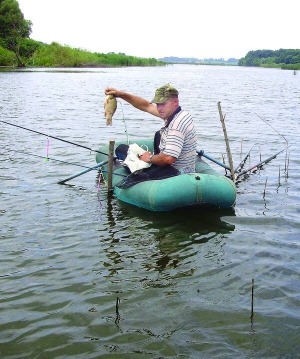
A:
118;100;129;145
254;112;290;174
254;112;288;145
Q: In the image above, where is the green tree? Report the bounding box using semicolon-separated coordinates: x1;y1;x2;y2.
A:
0;0;32;66
239;49;300;69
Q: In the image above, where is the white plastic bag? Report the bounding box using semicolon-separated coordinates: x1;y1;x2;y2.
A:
123;143;152;173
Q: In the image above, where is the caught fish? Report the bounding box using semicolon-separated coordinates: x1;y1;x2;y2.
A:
104;94;117;126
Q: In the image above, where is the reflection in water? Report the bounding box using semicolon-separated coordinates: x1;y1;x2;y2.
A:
99;191;235;273
117;200;235;238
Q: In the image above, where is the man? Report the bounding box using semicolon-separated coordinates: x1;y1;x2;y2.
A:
105;83;197;174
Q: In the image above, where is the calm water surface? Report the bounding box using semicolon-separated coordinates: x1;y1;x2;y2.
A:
0;65;299;358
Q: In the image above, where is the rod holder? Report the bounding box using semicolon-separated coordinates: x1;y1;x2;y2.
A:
107;140;115;191
217;102;236;182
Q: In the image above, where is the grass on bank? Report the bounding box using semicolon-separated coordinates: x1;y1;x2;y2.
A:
0;41;164;68
0;45;15;66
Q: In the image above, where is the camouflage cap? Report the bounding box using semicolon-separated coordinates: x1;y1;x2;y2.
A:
151;83;179;104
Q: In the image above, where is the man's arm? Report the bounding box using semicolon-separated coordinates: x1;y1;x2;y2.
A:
105;88;159;117
139;152;176;166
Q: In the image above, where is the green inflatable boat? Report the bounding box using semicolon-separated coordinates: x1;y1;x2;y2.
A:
96;139;236;211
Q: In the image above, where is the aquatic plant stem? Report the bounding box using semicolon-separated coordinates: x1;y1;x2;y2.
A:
263;177;268;199
251;279;255;329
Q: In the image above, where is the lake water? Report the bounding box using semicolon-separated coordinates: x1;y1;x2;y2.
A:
0;65;299;358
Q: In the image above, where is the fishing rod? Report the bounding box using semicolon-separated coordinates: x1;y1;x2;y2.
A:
8;148;127;177
0;119;111;156
236;147;288;180
58;159;126;184
234;143;257;173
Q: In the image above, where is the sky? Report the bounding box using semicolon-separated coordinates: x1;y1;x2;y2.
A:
17;0;299;60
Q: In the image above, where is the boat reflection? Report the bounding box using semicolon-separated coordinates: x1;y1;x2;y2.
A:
100;193;236;273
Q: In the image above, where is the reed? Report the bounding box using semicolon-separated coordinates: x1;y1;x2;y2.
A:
250;279;255;329
115;296;121;324
263;177;268;199
284;148;290;177
286;154;290;179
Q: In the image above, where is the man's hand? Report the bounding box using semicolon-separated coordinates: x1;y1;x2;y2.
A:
139;152;152;163
105;87;121;97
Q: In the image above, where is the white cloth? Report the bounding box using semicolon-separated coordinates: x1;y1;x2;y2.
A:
123;143;152;173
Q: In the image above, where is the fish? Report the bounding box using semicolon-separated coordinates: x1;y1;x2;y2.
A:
104;94;117;126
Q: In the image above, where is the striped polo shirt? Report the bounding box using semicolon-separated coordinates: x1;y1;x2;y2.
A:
159;109;197;171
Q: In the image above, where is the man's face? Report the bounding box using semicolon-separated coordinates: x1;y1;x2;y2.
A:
156;98;178;119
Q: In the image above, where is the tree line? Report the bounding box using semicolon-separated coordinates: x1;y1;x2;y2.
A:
238;49;300;70
159;56;239;65
0;0;164;67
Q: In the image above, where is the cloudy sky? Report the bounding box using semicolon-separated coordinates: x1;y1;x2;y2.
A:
18;0;298;60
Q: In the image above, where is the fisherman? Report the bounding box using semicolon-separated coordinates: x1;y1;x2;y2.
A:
105;84;197;176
